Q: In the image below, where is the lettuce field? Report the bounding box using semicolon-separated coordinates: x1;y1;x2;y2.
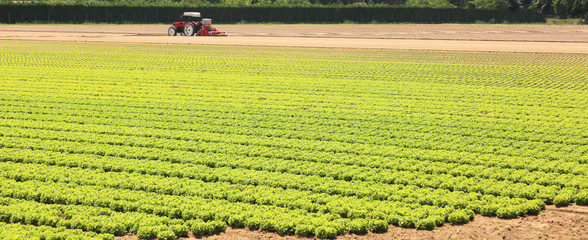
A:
0;40;587;239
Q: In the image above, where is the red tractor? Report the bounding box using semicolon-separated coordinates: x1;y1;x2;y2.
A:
168;12;227;36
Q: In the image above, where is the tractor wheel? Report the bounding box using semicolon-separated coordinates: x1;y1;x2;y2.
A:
184;22;196;36
168;26;177;36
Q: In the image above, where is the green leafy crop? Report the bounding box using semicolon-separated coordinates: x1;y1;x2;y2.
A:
0;40;586;239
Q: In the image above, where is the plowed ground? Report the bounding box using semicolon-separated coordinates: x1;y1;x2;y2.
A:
0;24;587;53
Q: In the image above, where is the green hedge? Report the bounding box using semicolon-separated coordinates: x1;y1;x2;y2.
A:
0;4;545;24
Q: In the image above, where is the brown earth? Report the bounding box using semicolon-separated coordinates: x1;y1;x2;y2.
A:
0;24;587;53
115;205;588;240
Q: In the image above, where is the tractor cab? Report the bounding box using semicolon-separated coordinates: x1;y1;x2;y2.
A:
181;12;202;23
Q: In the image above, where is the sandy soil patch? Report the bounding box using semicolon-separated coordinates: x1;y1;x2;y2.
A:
2;24;588;42
1;24;587;53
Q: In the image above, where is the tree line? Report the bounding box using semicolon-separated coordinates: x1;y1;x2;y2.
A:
0;0;588;23
7;0;584;18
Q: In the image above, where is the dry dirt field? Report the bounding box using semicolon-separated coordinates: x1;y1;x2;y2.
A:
0;24;587;53
2;24;587;240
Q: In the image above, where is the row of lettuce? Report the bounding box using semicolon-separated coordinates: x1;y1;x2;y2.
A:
0;197;222;240
0;131;586;206
0;164;543;237
1;103;586;166
0;137;585;236
0;108;585;175
0;108;586;195
0;41;587;239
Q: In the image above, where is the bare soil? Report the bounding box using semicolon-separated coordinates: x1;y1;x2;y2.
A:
115;205;588;240
0;24;587;53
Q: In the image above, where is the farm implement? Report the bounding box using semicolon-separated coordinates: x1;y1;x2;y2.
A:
168;12;227;37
